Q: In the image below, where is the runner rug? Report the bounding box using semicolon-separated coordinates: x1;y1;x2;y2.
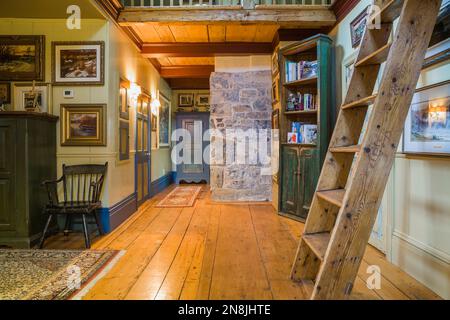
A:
155;186;202;207
0;249;121;300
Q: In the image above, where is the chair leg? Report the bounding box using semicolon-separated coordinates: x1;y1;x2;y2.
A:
93;211;104;236
39;214;53;249
64;214;72;236
81;214;91;249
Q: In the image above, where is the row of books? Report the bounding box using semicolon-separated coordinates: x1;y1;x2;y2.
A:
285;60;318;82
286;93;318;111
287;122;318;145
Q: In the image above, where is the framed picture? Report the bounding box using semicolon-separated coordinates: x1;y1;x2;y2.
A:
272;51;279;76
403;81;450;156
61;104;106;146
0;35;45;81
14;83;51;113
272;109;279;130
119;78;129;120
196;94;210;106
178;93;194;107
350;7;368;48
0;83;11;105
159;93;171;147
52;41;104;86
272;79;279;103
119;120;130;161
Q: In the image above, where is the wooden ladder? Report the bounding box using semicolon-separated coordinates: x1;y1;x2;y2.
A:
291;0;442;299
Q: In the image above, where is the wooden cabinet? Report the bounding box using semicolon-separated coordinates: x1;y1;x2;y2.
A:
0;112;58;248
278;35;334;221
281;146;320;220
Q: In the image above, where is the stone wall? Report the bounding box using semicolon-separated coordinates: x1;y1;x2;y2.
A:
210;70;272;201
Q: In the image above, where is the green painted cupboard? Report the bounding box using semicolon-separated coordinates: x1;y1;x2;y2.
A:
0;112;58;248
277;35;334;221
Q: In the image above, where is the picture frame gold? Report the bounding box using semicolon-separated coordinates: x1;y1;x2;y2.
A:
0;35;45;81
61;104;106;146
119;78;130;120
178;93;194;107
52;41;105;86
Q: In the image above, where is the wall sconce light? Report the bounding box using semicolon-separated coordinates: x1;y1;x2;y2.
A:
129;82;141;106
151;98;161;116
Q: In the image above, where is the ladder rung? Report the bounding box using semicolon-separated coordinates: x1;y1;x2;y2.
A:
329;145;361;153
316;189;345;207
341;94;377;109
303;232;331;261
355;43;391;67
300;279;314;298
371;0;403;24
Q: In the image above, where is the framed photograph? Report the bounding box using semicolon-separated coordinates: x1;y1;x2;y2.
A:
178;93;194;107
272;51;279;76
272;109;279;130
159;93;171;147
196;94;210;106
272;80;279;103
119;120;130;161
350;7;368;48
403;81;450;156
61;104;106;146
14;83;51;113
119;78;129;120
52;41;105;86
0;82;11;104
0;35;45;81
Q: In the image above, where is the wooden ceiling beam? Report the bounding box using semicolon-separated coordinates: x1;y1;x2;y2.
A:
141;42;273;58
118;8;336;28
167;78;210;90
160;65;215;78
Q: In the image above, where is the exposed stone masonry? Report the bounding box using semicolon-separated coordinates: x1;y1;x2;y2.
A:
210;70;272;202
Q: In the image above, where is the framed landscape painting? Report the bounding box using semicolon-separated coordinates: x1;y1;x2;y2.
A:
403;81;450;156
52;41;104;86
0;35;45;81
61;104;106;146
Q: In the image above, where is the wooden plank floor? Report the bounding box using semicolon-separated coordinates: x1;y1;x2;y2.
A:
45;185;441;300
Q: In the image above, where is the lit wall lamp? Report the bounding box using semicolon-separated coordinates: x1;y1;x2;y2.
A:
129;82;141;107
151;98;161;116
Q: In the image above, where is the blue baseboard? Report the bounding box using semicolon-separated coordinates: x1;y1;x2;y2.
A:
150;172;174;197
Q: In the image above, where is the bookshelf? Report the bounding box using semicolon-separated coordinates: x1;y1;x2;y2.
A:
277;34;334;221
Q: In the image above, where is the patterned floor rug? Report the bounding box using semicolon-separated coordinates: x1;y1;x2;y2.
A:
0;249;121;300
155;186;202;207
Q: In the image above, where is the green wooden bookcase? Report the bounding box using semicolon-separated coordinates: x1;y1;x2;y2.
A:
277;34;334;221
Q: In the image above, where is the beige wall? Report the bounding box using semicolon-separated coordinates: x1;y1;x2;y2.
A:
0;18;172;208
329;0;450;299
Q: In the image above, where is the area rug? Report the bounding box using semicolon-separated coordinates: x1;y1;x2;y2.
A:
0;249;122;300
155;186;202;207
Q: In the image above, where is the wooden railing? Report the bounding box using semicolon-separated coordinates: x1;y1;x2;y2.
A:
120;0;333;8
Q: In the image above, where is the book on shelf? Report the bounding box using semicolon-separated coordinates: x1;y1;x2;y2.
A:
287;122;318;145
285;60;318;82
286;92;318;112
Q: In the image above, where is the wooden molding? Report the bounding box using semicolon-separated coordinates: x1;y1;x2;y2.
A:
273;28;332;48
160;65;215;78
94;0;123;20
141;42;273;58
167;78;210;90
331;0;362;23
119;8;336;28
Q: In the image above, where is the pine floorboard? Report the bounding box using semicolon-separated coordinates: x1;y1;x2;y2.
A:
44;184;441;300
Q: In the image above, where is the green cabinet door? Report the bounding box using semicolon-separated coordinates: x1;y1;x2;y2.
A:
0;120;16;232
297;148;320;219
281;146;299;215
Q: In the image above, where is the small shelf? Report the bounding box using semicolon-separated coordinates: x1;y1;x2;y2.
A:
303;232;331;261
284;110;317;116
284;76;318;88
281;143;317;147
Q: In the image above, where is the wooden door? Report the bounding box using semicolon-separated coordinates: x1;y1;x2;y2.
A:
135;94;151;206
297;148;319;220
175;112;210;184
281;146;299;215
0;120;16;232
